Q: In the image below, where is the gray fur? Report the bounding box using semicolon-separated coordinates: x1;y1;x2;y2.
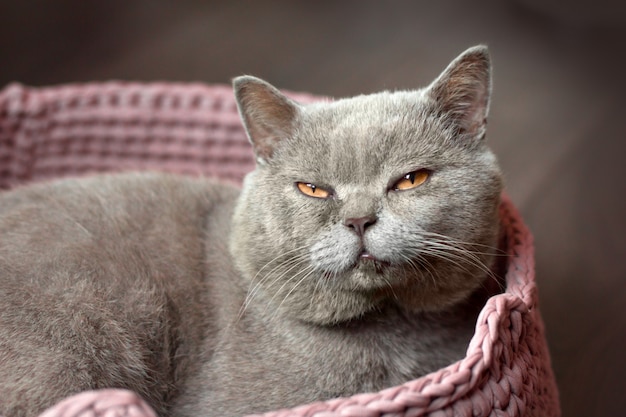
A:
0;46;502;417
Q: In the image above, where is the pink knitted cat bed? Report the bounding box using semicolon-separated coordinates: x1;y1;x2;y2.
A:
0;83;560;417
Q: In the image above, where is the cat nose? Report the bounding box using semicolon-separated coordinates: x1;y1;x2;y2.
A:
344;215;377;237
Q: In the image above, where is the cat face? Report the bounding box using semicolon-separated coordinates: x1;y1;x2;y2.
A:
231;46;502;324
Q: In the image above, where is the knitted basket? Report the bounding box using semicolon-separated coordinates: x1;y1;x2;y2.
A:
0;82;560;417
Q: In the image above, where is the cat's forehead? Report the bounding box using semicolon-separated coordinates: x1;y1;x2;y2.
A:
302;90;440;154
281;90;446;185
305;90;428;129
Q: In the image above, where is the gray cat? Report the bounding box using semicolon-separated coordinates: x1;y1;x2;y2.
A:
0;45;502;417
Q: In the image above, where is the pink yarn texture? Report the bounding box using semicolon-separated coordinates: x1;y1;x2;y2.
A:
0;82;560;417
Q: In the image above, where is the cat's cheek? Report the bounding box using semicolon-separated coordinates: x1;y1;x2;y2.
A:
364;219;418;263
309;230;361;274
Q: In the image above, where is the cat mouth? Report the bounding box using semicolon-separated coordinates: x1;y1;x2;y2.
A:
357;250;390;272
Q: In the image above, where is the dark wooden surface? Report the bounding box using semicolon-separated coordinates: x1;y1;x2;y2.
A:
1;1;625;415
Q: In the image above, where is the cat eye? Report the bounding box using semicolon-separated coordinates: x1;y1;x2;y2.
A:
296;182;332;199
392;169;430;191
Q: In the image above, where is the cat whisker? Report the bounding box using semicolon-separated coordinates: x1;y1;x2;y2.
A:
236;247;310;323
270;265;318;323
310;267;327;304
423;241;490;270
421;241;487;272
380;275;399;301
421;231;508;256
397;252;426;283
418;232;502;272
240;256;309;315
426;240;505;260
266;261;313;306
242;254;307;309
396;228;505;292
419;247;477;276
245;245;310;293
409;253;440;287
418;242;503;292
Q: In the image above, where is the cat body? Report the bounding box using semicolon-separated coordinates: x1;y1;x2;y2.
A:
0;174;237;416
0;46;502;417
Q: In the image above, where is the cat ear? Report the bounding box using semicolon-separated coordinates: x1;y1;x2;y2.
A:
426;45;491;140
233;76;301;164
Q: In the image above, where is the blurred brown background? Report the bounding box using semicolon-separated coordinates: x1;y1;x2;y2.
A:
1;1;625;416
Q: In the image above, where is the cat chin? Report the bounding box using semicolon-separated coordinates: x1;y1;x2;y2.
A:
342;265;391;289
319;261;409;300
273;261;486;325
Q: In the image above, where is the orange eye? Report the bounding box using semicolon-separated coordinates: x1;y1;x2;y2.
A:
296;182;331;199
393;169;430;191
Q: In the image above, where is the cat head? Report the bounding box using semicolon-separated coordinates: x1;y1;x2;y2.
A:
230;45;502;325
